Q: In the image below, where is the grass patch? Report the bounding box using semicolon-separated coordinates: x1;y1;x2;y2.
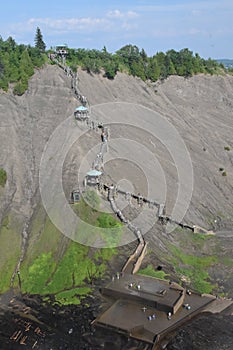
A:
168;244;217;294
72;191;100;224
22;207;63;266
8;199;117;302
221;256;233;267
138;265;169;280
94;247;116;261
21;252;56;294
45;242;96;293
20;240;115;301
55;287;91;305
97;212;123;247
0;215;21;293
0;168;7;187
21;242;100;295
176;230;214;252
82;189;100;210
72;192;123;247
19;211;117;304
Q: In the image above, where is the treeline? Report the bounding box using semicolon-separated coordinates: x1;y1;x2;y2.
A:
0;34;46;95
66;45;224;81
0;30;225;96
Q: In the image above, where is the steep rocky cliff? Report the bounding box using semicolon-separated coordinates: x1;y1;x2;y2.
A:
0;64;233;295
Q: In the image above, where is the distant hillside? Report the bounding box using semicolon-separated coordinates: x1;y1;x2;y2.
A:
216;59;233;69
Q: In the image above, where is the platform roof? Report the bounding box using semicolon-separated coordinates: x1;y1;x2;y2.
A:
86;169;102;177
103;273;183;308
75;106;88;111
95;294;214;344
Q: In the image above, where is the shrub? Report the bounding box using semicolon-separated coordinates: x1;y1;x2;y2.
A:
0;168;7;187
224;146;231;151
13;80;28;95
0;78;8;91
222;171;227;176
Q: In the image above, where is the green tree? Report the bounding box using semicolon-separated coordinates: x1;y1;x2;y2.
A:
130;60;146;80
116;44;140;66
165;56;176;76
34;27;46;52
103;60;118;79
20;49;34;77
146;56;161;81
140;48;148;62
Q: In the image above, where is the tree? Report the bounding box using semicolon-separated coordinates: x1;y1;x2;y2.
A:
140;48;148;63
103;60;118;79
164;56;176;76
116;44;140;66
20;49;34;77
146;57;160;81
34;27;46;53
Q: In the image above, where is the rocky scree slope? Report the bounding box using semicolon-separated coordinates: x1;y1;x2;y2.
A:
0;65;233;295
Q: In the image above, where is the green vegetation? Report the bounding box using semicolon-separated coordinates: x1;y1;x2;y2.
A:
174;228;214;252
64;45;224;81
221;256;233;267
17;204;117;304
0;168;7;187
0;215;21;293
55;287;91;305
0;32;224;95
218;167;227;176
168;244;217;294
34;27;46;53
224;146;231;151
0;32;46;95
82;189;100;210
73;190;123;247
138;265;169;280
97;212;123;246
21;252;56;294
20;239;115;304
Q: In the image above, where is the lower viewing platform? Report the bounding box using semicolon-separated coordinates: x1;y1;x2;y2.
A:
94;273;217;346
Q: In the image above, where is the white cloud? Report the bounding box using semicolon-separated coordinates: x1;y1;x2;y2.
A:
107;10;139;19
188;28;208;36
7;9;139;37
28;17;110;32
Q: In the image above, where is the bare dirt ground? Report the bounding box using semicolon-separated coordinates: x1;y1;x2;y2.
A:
77;69;233;226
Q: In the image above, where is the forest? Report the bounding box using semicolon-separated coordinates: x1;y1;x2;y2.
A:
66;44;225;81
0;28;227;96
0;28;46;95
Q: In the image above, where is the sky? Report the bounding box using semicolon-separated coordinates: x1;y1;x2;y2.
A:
0;0;233;59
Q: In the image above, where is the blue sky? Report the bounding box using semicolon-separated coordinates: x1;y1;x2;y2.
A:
1;0;232;58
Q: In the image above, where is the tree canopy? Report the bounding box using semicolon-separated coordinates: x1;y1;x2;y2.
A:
34;27;46;53
0;33;46;95
64;44;224;81
0;32;225;96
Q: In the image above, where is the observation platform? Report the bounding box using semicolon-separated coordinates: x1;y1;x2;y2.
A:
94;273;216;346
